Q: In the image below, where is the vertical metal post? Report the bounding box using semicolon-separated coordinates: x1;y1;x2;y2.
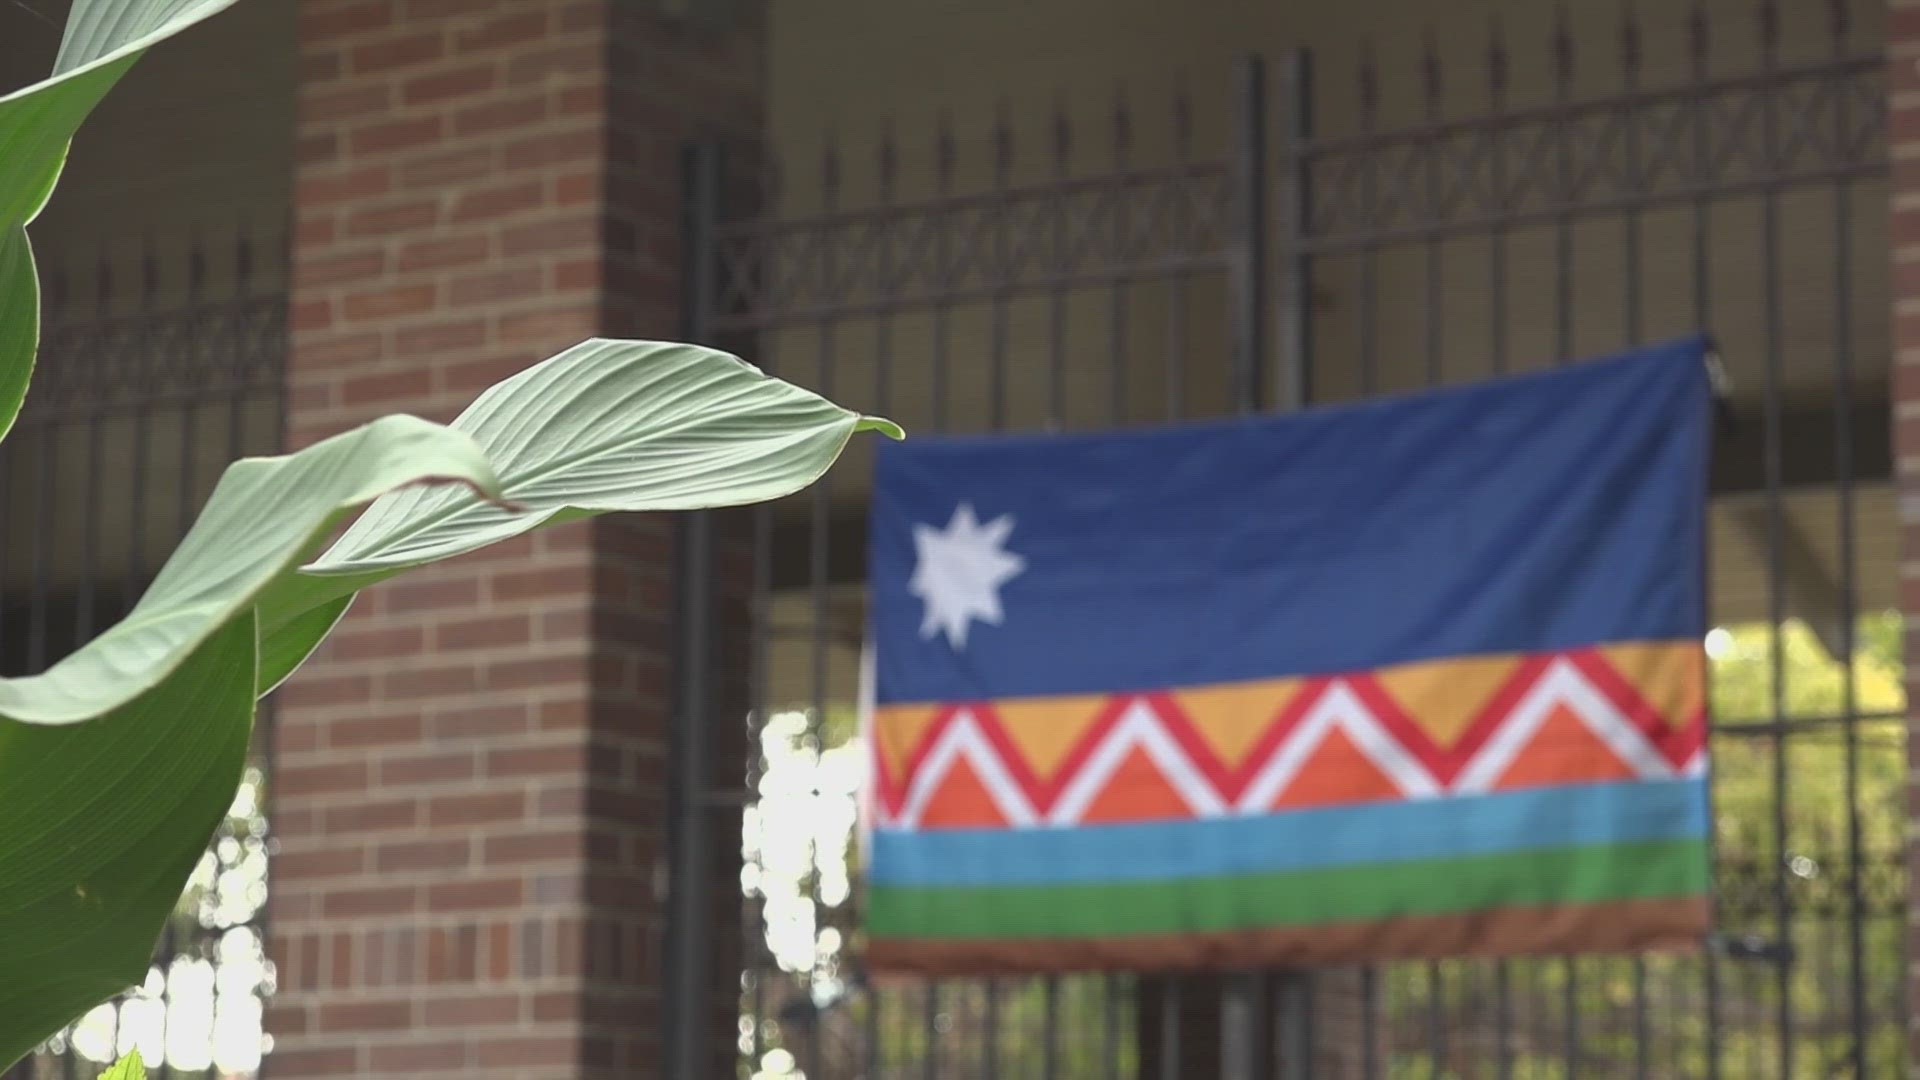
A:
1221;975;1267;1080
1753;5;1796;1074
1829;4;1866;1072
1231;55;1270;415
664;137;725;1080
1273;49;1312;414
804;131;841;1080
1273;48;1317;1078
1229;48;1318;1080
1221;55;1273;1080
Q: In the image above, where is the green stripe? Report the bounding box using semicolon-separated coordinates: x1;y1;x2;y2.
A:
867;838;1709;940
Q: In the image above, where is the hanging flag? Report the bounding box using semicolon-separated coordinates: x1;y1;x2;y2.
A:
861;337;1714;976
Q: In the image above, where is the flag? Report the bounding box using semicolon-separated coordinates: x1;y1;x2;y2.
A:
861;337;1714;976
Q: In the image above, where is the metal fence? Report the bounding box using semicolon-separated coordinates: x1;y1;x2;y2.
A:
690;0;1901;1076
0;229;286;1079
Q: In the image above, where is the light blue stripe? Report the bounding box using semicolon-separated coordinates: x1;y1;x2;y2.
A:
868;778;1709;887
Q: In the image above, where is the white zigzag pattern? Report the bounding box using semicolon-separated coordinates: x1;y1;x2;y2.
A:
878;657;1693;831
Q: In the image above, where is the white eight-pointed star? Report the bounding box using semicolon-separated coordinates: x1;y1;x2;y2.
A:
908;502;1026;650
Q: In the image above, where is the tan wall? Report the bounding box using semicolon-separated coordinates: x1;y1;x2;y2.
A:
757;0;1888;426
2;0;296;258
0;0;294;595
0;0;1890;666
751;0;1895;711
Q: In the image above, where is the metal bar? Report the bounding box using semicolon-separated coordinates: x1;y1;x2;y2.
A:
1232;55;1270;413
1044;976;1062;1080
1295;53;1878;157
714;260;1230;331
1226;52;1280;1080
1488;19;1509;379
153;928;173;1080
1690;10;1725;1075
717;160;1227;238
1357;45;1378;397
663;138;725;1080
1550;21;1584;1075
1830;6;1868;1073
1110;87;1132;423
864;984;882;1080
1220;975;1259;1080
923;982;940;1080
931;114;954;433
1169;82;1193;419
1282;50;1328;1076
864;123;898;1080
1274;49;1313;411
875;121;898;435
982;980;1000;1079
1622;4;1643;348
1275;973;1311;1080
1755;4;1796;1073
1360;967;1379;1080
1287;166;1887;255
1563;958;1579;1079
1482;20;1518;1066
803;133;840;1080
921;115;955;1080
1050;98;1071;426
1157;978;1180;1080
1553;9;1574;365
1619;13;1653;1074
992;105;1013;430
1423;33;1443;387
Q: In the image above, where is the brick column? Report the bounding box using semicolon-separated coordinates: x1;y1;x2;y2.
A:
1895;1;1920;1074
270;2;762;1077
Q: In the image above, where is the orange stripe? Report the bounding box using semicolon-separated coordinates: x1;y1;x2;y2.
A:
868;640;1704;817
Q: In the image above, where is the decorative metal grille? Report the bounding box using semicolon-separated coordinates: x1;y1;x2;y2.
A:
680;1;1897;1075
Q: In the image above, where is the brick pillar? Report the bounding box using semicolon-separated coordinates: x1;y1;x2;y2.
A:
269;2;762;1077
1896;1;1920;1074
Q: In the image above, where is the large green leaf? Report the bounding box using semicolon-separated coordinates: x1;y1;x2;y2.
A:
252;338;901;693
0;0;241;443
0;228;38;446
0;615;255;1068
0;416;501;726
53;1;243;76
0;337;893;1064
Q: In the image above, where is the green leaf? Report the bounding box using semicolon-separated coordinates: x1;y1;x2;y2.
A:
53;1;243;76
0;338;891;1062
0;0;242;443
101;1051;148;1080
319;338;899;572
253;338;900;691
0;228;38;446
0;415;502;726
0;615;255;1068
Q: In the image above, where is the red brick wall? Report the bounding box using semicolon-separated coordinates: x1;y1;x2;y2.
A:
272;2;762;1076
